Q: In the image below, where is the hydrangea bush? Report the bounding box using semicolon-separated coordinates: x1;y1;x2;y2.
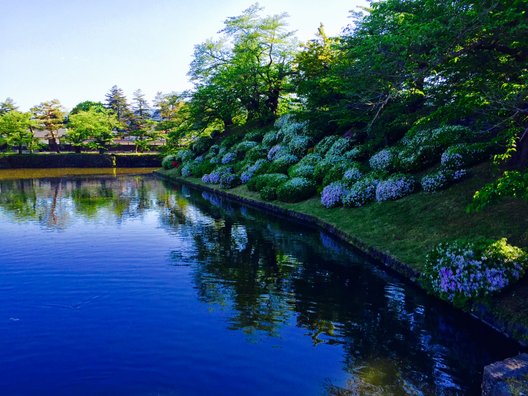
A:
287;135;311;157
288;164;315;179
221;152;237;165
342;177;379;207
421;170;451;193
375;174;416;201
422;238;528;308
181;165;192;178
343;166;363;184
326;137;353;157
267;145;283;161
321;182;348;208
262;131;280;147
369;148;398;172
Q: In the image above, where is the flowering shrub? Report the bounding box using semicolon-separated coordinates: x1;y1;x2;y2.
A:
220;173;240;189
441;143;489;169
288;164;315;179
201;167;233;184
194;155;204;163
421;170;451;193
342;177;379;207
375;174;416;201
344;146;364;160
181;165;192;178
452;169;467;181
202;172;221;184
275;114;307;136
422;238;528;308
267;145;283;161
326;137;353;157
276;177;316;203
262;131;279;147
369;148;398;172
175;149;193;163
221;152;237;164
321;182;348;208
240;159;269;183
343;166;363;184
247;173;289;192
287;135;311;157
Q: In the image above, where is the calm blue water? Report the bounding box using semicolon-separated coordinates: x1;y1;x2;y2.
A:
0;173;520;395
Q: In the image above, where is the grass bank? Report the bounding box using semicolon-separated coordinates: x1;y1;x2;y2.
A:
156;162;528;346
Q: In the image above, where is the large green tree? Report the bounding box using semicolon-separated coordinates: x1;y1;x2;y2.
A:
0;110;39;153
188;4;298;129
66;108;120;153
105;85;131;128
31;99;65;153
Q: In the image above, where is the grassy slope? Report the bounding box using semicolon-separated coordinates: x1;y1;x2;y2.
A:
160;162;528;343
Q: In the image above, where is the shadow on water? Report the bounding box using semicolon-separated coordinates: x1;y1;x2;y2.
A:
0;175;522;395
159;182;521;395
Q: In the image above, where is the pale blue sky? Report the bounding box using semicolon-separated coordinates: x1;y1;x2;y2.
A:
1;0;366;111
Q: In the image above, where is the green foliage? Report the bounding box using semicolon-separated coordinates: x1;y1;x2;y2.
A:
267;154;299;173
188;4;298;126
259;186;277;201
161;155;179;170
276;177;316;203
0;110;39;153
66;108;120;153
469;171;528;213
247;173;289;192
192;136;214;155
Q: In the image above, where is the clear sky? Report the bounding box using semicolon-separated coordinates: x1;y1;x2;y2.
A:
1;0;367;111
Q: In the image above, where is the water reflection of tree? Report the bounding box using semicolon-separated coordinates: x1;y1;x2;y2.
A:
0;176;165;229
159;188;518;395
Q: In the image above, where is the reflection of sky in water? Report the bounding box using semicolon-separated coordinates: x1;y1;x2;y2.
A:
0;175;521;395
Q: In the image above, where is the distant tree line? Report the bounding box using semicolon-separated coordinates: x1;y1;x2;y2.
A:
0;87;187;154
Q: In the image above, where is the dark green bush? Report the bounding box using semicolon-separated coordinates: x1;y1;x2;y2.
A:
276;177;316;203
220;173;240;189
259;186;277;201
161;155;178;170
246;145;268;161
191;136;213;155
322;162;348;186
267;154;299;174
247;173;289;192
190;161;216;177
